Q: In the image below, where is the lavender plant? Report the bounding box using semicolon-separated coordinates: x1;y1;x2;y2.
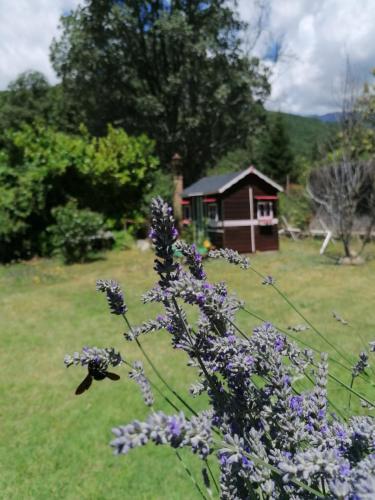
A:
65;197;375;499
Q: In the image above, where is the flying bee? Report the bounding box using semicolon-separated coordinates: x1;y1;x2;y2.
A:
75;359;120;395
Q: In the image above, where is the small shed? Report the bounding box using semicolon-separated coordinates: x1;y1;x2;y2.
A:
181;166;283;253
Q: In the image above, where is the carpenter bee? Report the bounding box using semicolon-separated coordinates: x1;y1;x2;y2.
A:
75;360;120;395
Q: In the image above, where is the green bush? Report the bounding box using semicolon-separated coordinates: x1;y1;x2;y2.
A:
111;229;135;250
0;124;158;261
279;185;312;229
48;202;104;263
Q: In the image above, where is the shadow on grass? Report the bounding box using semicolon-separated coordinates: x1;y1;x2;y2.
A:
61;251;108;266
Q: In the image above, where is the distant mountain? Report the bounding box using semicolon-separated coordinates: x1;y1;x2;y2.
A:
312;112;342;123
269;112;339;159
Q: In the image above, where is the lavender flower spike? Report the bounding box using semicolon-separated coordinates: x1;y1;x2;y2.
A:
352;352;369;377
129;361;154;407
149;197;179;286
174;240;206;280
64;347;123;395
64;346;123;369
96;279;127;315
208;248;249;269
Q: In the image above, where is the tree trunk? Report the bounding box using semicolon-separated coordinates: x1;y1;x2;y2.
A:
343;238;351;258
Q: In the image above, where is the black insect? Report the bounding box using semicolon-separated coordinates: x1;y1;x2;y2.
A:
75;360;120;395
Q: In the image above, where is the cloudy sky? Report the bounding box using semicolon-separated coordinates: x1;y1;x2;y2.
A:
0;0;374;115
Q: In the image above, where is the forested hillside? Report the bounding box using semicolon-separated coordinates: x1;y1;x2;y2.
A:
270;111;338;159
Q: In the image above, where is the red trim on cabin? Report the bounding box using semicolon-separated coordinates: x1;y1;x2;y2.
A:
258;217;274;226
203;197;217;203
255;195;277;200
181;200;190;205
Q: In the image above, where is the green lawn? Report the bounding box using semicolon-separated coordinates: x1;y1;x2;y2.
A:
1;238;375;499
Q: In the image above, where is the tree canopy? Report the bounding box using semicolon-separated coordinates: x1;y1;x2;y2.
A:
50;0;270;182
0;124;158;261
0;70;80;136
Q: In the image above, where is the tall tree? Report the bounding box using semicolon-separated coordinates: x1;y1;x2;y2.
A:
0;71;51;131
257;113;294;184
50;0;270;182
0;71;78;135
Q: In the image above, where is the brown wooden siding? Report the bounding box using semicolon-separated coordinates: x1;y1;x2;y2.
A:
250;174;278;197
222;181;251;220
255;225;279;251
187;171;280;253
222;174;278;221
224;227;252;253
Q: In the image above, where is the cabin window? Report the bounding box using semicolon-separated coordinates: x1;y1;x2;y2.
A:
182;204;191;221
207;203;218;221
257;201;273;220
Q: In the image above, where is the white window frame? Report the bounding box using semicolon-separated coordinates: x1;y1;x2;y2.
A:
207;203;219;222
257;201;273;220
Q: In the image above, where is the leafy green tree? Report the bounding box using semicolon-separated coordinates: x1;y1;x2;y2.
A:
207;148;252;176
0;71;79;136
257;113;295;185
0;124;158;261
0;71;51;131
50;0;270;182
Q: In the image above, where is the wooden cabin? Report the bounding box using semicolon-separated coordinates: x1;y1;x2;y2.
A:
181;166;283;253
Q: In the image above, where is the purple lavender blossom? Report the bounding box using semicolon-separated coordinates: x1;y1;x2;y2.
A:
174;241;206;281
339;463;351;477
289;396;304;416
129;361;154;407
352;352;369;377
262;275;276;285
241;455;252;469
96;279;127;315
167;416;182;437
149;197;179;286
274;336;284;352
65;199;375;499
336;426;347;440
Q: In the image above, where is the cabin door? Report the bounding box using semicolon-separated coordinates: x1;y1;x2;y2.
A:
248;188;256;252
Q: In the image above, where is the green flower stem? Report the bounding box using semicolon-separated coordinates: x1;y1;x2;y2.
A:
348;375;355;410
240;306;373;388
329;371;374;407
249;265;353;367
171;297;227;403
228;310;374;410
175;451;208;500
122;314;199;417
123;359;181;413
204;459;219;495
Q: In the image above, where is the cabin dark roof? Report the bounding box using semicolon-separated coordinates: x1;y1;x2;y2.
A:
182;166;283;197
182;172;240;197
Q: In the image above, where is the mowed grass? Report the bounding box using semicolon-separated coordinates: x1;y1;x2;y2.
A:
1;237;375;499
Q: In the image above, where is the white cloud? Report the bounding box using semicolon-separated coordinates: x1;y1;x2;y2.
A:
239;0;375;114
0;0;374;115
0;0;79;89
